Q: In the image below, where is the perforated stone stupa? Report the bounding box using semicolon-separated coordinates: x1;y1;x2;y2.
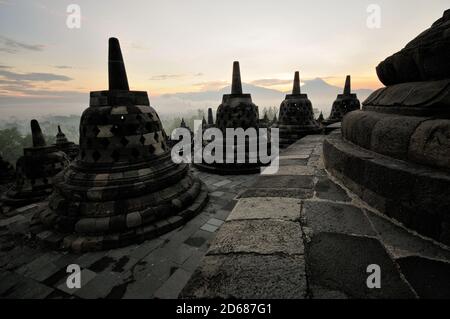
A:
2;120;69;210
55;125;79;160
324;10;450;245
36;38;208;251
323;75;360;126
275;71;321;147
194;61;270;175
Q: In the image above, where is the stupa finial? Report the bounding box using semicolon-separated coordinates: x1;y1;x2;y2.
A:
293;71;301;95
31;119;46;147
343;75;351;95
108;37;129;91
231;61;242;95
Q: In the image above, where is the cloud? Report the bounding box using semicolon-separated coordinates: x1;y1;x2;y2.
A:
0;65;11;69
53;65;72;69
250;78;292;86
192;80;228;91
150;74;186;81
149;72;204;81
0;70;72;82
0;36;45;54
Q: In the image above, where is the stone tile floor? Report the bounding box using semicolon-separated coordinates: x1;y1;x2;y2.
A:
0;167;258;299
181;135;450;299
1;134;450;299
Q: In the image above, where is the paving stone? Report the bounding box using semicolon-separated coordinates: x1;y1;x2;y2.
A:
306;232;415;299
227;197;301;221
3;277;54;299
180;249;207;272
208;219;304;255
184;229;215;251
252;175;314;189
238;188;313;199
200;223;218;233
397;256;450;299
74;271;125;299
56;268;97;295
314;176;351;202
213;179;232;187
16;253;61;282
206;218;224;227
275;165;316;176
181;254;307;299
310;285;349;299
154;268;193;299
0;270;24;295
366;211;450;260
303;201;376;237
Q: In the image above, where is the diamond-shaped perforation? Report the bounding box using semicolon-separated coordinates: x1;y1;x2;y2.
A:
100;138;110;148
131;148;140;159
111;150;120;162
120;137;129;146
92;126;100;137
92;150;101;162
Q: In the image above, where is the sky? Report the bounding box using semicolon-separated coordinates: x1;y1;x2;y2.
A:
0;0;448;118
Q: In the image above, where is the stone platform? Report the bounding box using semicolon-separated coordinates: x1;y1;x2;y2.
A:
0;169;256;298
181;135;450;299
1;135;450;299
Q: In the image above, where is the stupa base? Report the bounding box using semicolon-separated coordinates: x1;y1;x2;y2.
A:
31;181;209;252
323;133;450;245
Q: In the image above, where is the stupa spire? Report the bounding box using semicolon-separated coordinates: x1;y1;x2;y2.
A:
31;119;46;147
231;61;242;95
343;75;351;95
292;71;301;95
108;37;129;91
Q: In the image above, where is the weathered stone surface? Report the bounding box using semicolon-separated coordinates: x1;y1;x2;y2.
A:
314;176;350;202
303;201;376;237
227;197;301;221
252;175;314;189
324;134;450;245
408;119;450;170
238;188;313;199
181;254;307;299
397;256;450;299
366;211;450;260
209;219;304;255
306;233;415;299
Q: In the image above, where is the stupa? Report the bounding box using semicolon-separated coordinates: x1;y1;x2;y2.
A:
194;61;269;174
36;38;208;251
317;111;324;124
322;75;360;127
54;125;79;160
207;108;214;128
324;10;450;245
0;155;15;186
275;71;321;148
2;120;69;209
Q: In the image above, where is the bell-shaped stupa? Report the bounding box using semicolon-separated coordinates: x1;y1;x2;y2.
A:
275;71;321;147
55;125;79;160
194;61;269;175
2;120;69;209
323;75;360;126
37;38;208;251
324;10;450;245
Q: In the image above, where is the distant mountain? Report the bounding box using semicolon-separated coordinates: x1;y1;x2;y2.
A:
155;78;373;118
